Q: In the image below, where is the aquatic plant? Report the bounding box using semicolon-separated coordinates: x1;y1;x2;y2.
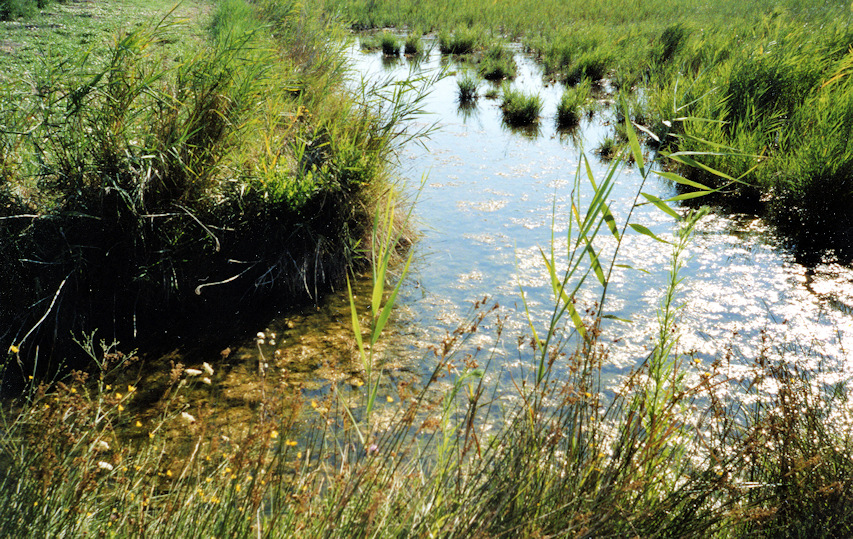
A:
438;25;480;55
456;72;478;102
380;32;400;56
596;135;622;160
403;31;422;55
479;42;516;80
556;77;592;128
500;84;542;126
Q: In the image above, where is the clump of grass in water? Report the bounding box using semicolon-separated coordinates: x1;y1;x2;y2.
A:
479;42;516;81
380;32;400;56
457;72;478;102
500;84;542;126
438;25;479;55
596;135;622;160
359;33;380;51
556;77;592;128
403;31;422;55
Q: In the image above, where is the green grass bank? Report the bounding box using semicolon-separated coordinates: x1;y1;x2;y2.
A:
0;0;424;370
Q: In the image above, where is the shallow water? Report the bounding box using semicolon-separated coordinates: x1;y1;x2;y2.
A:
217;41;852;405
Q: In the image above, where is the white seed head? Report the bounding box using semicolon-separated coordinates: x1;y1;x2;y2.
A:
185;368;203;376
202;377;212;385
180;411;196;423
94;440;110;451
202;362;214;376
98;461;114;471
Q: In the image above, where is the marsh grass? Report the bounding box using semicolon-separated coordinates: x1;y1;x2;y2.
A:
438;26;480;55
556;77;592;128
403;31;422;55
330;0;853;254
478;42;516;81
500;84;542;126
456;72;478;102
380;32;401;56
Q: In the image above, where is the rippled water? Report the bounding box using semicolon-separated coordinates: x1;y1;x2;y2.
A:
220;41;852;402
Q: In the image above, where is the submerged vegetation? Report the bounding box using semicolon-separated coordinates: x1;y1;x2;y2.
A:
0;0;431;368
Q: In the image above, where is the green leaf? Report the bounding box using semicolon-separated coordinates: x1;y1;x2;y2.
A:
372;251;413;345
615;263;650;274
585;243;606;287
629;223;671;244
621;103;645;176
568;301;587;339
653;170;713;191
602;314;632;323
347;277;367;367
640;192;681;220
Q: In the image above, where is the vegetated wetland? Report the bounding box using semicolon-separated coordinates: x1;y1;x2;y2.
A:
3;0;853;535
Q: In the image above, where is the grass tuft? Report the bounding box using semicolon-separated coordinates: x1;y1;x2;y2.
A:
457;72;478;102
500;84;542;126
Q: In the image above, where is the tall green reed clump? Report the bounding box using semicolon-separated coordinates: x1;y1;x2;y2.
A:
556;77;592;128
500;84;542;126
403;31;423;55
4;118;853;536
0;0;433;367
479;42;516;81
380;32;400;56
456;72;478;102
438;25;480;55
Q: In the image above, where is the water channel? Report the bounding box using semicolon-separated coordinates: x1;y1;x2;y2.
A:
209;41;852;413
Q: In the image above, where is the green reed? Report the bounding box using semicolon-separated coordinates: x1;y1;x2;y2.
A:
500;84;542;126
